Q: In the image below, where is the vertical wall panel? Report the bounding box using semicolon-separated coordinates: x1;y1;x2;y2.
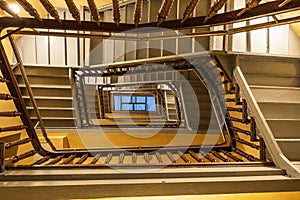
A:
103;10;114;64
232;0;246;52
211;0;226;51
149;0;162;58
36;34;49;65
250;17;268;53
288;27;300;55
89;12;105;66
195;0;210;51
162;0;177;56
177;0;193;54
212;26;224;50
14;37;24;63
49;10;65;65
269;25;289;55
22;35;37;64
65;11;78;66
115;7;126;62
136;0;150;59
84;10;91;66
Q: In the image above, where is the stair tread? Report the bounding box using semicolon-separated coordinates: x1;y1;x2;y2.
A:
23;96;73;100
15;73;69;78
2;166;283;177
19;84;71;89
26;107;75;110
275;139;300;142
30;117;76;120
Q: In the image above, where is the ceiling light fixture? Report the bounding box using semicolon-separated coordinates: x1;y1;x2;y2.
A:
8;3;20;14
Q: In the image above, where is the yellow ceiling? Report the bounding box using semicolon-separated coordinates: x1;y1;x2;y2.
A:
1;0;112;18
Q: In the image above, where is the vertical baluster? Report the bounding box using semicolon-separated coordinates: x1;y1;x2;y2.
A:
235;84;241;104
65;0;81;24
157;0;175;26
260;138;266;161
0;0;21;19
31;156;51;165
118;153;125;164
204;0;228;23
5;138;31;149
233;148;259;161
16;0;42;21
237;0;261;17
144;152;150;164
62;154;77;164
134;0;143;28
0;141;5;173
166;151;177;163
199;150;217;162
87;0;101;26
39;0;61;23
211;151;229;162
189;150;204;163
242;99;248;123
250;116;259;141
0;76;9;83
76;154;89;164
112;0;121;27
8;150;36;164
105;153;113;164
178;151;190;163
46;155;65;165
220;149;243;162
278;0;292;8
155;152;163;164
181;0;200;24
132;152;137;164
90;153;101;164
0;111;22;117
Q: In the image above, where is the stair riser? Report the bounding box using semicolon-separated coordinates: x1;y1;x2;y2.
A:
15;66;69;77
240;60;300;77
24;99;73;108
28;109;74;118
259;103;300;119
268;120;300;139
16;75;70;85
21;88;72;97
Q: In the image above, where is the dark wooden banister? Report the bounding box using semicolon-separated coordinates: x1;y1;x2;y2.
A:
8;35;57;152
0;39;50;156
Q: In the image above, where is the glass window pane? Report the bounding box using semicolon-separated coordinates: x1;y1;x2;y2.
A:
135;104;145;111
136;96;146;103
122;104;133;110
114;95;121;110
146;96;156;111
122;96;131;103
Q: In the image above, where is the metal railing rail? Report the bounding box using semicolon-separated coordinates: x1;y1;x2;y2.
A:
233;66;300;178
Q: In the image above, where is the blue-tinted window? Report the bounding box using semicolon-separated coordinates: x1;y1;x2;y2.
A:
114;95;156;111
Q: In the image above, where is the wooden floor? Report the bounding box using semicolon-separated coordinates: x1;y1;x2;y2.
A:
73;192;300;200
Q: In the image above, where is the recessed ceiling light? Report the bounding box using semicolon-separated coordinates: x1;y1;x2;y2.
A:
8;3;20;14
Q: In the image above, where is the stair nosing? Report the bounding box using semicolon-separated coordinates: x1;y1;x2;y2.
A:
250;85;300;90
26;107;75;110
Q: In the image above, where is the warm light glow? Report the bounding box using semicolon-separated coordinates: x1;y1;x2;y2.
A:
8;3;20;14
